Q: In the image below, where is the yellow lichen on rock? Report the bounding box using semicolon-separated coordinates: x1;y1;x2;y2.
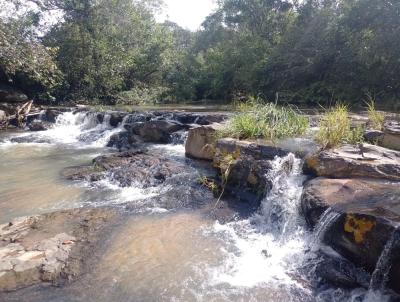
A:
344;214;376;244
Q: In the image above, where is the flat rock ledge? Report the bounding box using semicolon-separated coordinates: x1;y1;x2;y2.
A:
0;208;118;292
304;143;400;181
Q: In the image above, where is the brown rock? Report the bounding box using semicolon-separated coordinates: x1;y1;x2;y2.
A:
304;144;400;181
0;208;118;292
301;177;400;293
301;177;400;227
382;121;400;151
185;123;222;160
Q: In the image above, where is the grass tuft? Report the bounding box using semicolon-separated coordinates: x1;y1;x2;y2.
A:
217;98;309;141
316;104;364;149
366;98;385;130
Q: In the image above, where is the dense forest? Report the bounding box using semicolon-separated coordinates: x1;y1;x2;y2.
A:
1;0;399;108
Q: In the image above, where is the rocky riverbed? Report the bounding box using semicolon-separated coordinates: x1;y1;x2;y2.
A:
0;107;400;301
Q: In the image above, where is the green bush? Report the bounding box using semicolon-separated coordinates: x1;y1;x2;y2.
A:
316;104;365;149
217;98;309;141
366;98;385;130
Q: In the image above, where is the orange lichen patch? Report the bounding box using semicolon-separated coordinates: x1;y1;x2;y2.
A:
344;214;376;244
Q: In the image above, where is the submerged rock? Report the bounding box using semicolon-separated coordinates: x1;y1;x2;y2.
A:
28;120;53;132
61;165;105;182
185;123;222;160
0;208;118;292
303;144;400;181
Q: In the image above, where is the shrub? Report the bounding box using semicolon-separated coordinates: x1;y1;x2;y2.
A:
316;104;365;149
217;98;309;141
366;98;385;130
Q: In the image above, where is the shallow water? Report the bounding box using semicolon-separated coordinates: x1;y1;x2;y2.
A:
0;111;393;302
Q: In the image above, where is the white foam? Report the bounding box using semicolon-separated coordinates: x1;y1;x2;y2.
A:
208;154;309;289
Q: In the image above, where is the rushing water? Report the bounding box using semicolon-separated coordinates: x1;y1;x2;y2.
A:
0;110;394;301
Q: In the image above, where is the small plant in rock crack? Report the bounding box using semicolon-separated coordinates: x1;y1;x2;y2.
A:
198;175;219;195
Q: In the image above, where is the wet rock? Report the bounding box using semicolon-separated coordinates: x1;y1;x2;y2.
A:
303;177;400;294
382;121;400;151
65;150;187;188
28;120;52;132
94;150;187;188
303;144;400;181
132;120;185;143
109;112;125;127
106;131;140;151
185;123;222;160
10;136;52;144
321;213;400;293
0;208;118;292
61;165;105;182
315;254;370;289
301;177;400;227
213;139;292;204
41;109;62;123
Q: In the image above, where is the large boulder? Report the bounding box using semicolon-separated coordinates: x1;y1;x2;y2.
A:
64;150;187;189
382;121;400;151
303;144;400;181
185;123;222;160
0;208;118;292
301;177;400;293
212;138;291;205
106;131;140;151
301;177;400;227
132;120;185;143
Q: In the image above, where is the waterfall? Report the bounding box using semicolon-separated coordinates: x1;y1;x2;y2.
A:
211;153;309;288
11;111;125;147
311;208;341;251
369;228;400;291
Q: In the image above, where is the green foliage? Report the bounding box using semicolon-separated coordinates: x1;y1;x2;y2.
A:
1;0;400;107
316;104;365;149
217;98;309;141
366;98;385;130
117;85;168;105
0;10;61;96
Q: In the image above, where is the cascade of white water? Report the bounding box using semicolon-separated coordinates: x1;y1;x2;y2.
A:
210;154;309;288
369;228;400;291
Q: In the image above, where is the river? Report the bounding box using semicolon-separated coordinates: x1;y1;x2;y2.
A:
0;110;391;302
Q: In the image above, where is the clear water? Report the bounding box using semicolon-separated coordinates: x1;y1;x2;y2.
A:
0;111;391;302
